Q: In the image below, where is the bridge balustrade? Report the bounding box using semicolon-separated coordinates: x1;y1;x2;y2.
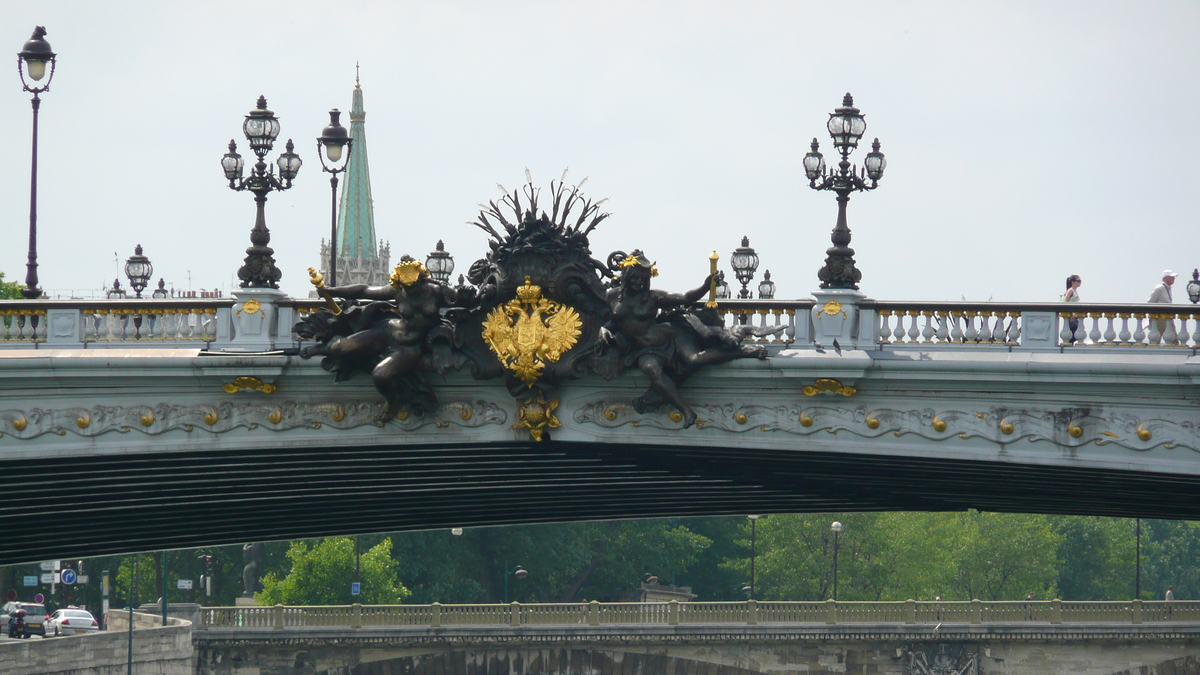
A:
197;600;1200;630
0;297;1196;349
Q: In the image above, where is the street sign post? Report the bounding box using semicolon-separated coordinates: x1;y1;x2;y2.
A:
177;579;193;590
34;593;44;603
351;582;361;596
61;569;77;585
23;576;37;587
40;573;56;584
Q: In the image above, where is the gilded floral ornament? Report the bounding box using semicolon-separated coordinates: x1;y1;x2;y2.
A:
482;276;582;385
389;259;427;287
514;392;561;441
222;376;277;394
802;378;857;397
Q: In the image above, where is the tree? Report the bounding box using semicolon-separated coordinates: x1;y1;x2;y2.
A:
0;272;22;299
1051;516;1134;600
257;537;410;605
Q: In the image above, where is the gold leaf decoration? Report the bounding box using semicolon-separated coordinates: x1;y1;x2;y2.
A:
222;376;277;395
802;379;857;397
482;277;582;385
514;392;561;441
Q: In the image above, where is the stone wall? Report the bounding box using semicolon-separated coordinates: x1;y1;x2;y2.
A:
2;611;195;675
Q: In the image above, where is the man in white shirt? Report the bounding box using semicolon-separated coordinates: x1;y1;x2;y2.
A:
1147;270;1177;303
1147;270;1178;343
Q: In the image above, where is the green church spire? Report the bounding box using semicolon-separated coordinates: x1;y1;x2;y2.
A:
336;69;376;259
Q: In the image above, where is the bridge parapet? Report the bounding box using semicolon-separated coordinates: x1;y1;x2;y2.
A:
1;297;1197;351
196;600;1200;630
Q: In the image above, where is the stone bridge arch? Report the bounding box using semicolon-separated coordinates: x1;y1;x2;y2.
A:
324;649;765;675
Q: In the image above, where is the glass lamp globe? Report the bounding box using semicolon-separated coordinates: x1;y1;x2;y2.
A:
730;236;760;290
425;240;455;284
18;26;55;83
827;93;866;152
757;270;776;300
864;138;887;181
243;96;281;156
803;139;825;181
123;245;153;298
221;140;244;182
276;139;302;182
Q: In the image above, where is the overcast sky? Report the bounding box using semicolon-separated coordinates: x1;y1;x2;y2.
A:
2;2;1197;303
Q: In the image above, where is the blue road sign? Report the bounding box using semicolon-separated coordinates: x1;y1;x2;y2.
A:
23;576;36;587
61;569;77;585
351;582;361;596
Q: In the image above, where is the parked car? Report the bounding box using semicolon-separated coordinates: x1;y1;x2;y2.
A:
45;608;98;637
1;601;48;637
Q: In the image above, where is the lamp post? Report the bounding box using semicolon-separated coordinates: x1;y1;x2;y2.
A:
748;515;760;599
803;93;886;290
151;280;169;299
1187;269;1200;304
222;96;301;289
425;241;455;284
503;563;528;603
1135;518;1141;599
757;271;776;300
124;246;153;298
730;237;760;299
317;109;352;286
106;279;127;300
831;521;843;600
17;26;57;300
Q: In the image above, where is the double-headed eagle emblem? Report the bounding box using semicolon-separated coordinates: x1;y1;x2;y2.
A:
482;277;582;385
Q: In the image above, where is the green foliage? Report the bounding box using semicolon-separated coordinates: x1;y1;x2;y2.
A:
256;537;410;605
1051;516;1135;599
0;272;22;300
115;554;158;607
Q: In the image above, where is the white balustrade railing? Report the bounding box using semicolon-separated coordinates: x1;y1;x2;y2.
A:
1;298;1196;351
198;599;1200;630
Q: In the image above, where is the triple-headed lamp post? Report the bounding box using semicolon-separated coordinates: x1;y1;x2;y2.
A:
221;96;301;289
804;93;886;290
316;109;352;286
17;26;57;299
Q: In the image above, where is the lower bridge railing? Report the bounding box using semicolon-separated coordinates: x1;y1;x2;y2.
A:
198;599;1200;629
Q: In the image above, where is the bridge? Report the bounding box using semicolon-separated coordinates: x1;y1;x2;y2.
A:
7;601;1200;675
1;288;1197;564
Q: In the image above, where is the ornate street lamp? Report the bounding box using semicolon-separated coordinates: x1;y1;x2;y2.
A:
830;521;843;601
105;279;126;300
747;514;760;600
804;93;886;290
714;271;731;300
222;96;301;289
425;240;455;284
504;563;528;603
757;270;776;300
730;236;760;299
17;26;58;299
124;245;153;298
1187;269;1200;304
316;109;353;286
151;279;169;299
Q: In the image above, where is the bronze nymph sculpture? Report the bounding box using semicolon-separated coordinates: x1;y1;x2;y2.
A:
597;251;770;427
296;256;460;420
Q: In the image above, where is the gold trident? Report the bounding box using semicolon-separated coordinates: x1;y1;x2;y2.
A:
706;250;719;309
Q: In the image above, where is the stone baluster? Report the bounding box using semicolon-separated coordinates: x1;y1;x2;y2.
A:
1191;314;1200;347
1008;313;1022;342
877;311;891;344
1087;313;1101;344
1163;314;1178;345
950;312;964;342
1133;315;1146;344
906;312;920;343
991;312;1007;343
1118;314;1132;343
1103;314;1117;344
920;312;934;343
1147;313;1160;344
892;311;907;343
964;312;978;342
935;312;949;342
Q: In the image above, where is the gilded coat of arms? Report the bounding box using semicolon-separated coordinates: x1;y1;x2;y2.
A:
482;276;582;385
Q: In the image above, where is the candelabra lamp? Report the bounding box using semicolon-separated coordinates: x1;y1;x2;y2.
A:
316;109;352;286
803;93;886;290
221;96;301;289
